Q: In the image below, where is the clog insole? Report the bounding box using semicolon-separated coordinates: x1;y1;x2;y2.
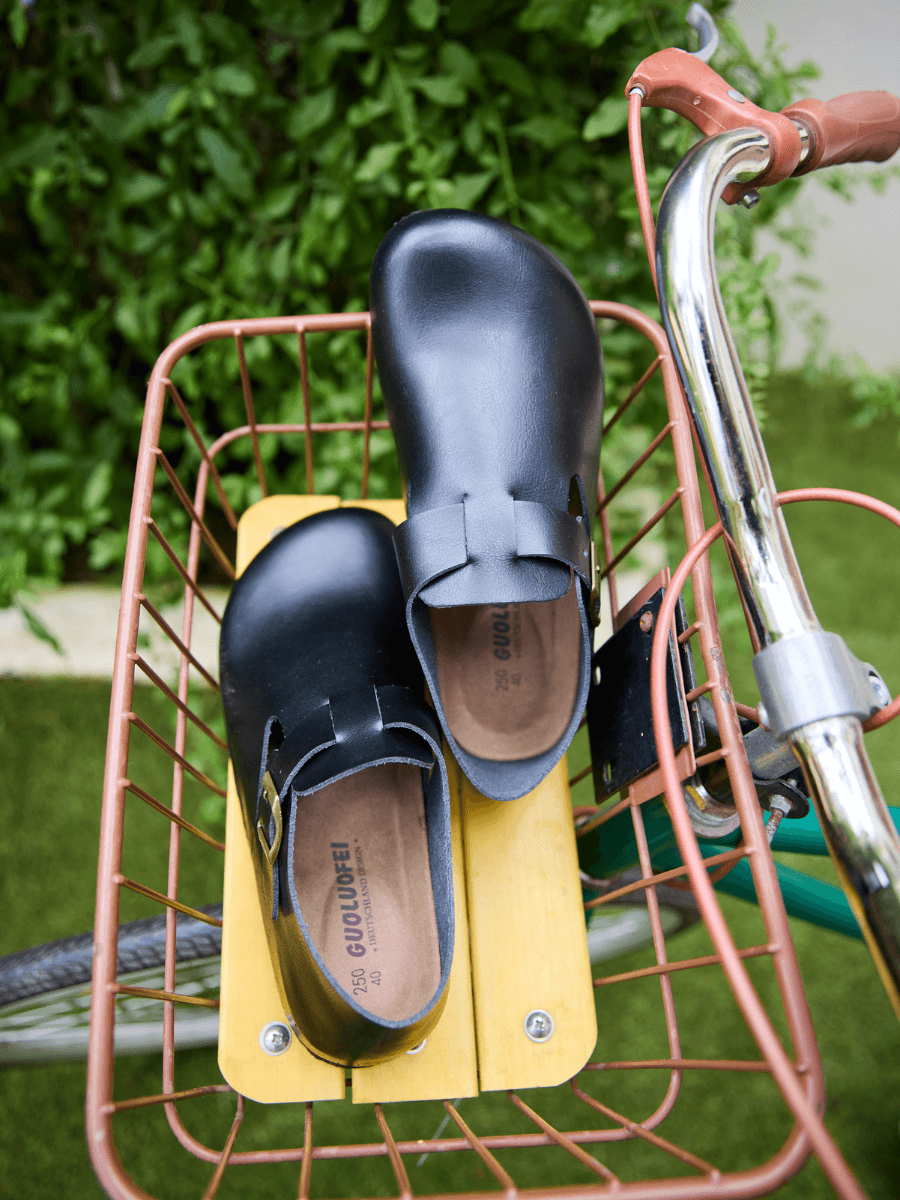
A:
294;763;441;1023
430;581;582;761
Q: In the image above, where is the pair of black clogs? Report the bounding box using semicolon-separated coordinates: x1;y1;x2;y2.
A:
220;210;605;1067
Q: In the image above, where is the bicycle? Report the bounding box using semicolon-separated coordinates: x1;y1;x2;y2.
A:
5;6;900;1197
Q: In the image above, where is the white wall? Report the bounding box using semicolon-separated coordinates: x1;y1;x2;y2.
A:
729;0;900;371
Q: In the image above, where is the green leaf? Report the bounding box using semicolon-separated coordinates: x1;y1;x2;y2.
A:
406;0;439;31
209;64;257;97
196;126;252;200
17;602;64;656
354;141;404;182
521;198;593;248
269;236;293;284
0;551;27;608
512;115;578;149
581;1;639;49
129;225;165;254
582;96;629;140
202;12;241;51
174;9;205;67
410;76;467;107
0;412;20;442
170;301;207;340
8;0;27;48
519;0;579;32
287;86;337;141
164;87;192;124
446;169;496;209
7;67;44;105
126;36;179;70
121;172;168;206
118;85;183;140
88;530;127;572
358;0;390;34
347;95;393;128
283;0;343;39
82;107;129;143
439;42;481;87
0;126;64;171
480;51;533;98
256;182;301;221
319;27;368;54
82;461;113;513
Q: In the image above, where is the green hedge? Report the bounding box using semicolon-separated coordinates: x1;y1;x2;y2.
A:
0;0;814;607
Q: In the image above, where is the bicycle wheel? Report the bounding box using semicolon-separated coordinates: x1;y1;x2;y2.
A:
0;907;221;1064
585;869;700;964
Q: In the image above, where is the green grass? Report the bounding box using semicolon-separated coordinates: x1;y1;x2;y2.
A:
2;375;900;1199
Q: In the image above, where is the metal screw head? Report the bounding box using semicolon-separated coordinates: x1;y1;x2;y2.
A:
260;1021;291;1056
739;189;761;210
524;1010;555;1042
639;611;653;633
867;667;892;710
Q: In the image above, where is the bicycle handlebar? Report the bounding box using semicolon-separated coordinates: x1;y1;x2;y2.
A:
627;47;801;201
627;47;900;204
655;125;900;1012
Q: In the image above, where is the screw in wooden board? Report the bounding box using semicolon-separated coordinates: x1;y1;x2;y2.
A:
524;1010;555;1042
260;1021;292;1055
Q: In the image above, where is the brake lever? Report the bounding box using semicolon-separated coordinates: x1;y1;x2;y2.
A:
685;2;719;63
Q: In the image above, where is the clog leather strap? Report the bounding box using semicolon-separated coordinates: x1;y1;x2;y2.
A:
393;492;592;600
254;684;441;918
260;684;440;805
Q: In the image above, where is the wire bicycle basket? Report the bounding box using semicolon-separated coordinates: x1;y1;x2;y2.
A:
87;302;876;1200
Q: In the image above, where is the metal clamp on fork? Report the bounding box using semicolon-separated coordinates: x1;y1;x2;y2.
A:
655;125;900;1011
753;631;884;738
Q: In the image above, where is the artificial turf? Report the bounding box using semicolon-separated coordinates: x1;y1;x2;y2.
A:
1;374;899;1199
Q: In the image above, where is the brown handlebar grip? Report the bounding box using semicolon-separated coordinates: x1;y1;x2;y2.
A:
782;92;900;176
626;47;802;203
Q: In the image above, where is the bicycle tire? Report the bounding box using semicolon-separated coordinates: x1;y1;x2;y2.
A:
0;907;222;1064
1;878;698;1065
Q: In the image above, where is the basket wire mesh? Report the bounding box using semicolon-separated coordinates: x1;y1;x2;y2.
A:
86;304;868;1199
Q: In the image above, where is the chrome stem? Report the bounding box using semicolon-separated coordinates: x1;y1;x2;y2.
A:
656;128;900;1002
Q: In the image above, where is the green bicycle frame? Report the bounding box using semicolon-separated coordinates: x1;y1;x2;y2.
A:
578;800;900;942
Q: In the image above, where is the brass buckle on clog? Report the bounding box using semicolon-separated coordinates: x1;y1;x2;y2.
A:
588;540;602;628
256;771;283;867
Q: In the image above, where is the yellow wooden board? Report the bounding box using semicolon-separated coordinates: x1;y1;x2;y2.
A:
222;493;596;1101
220;494;478;1103
234;494;340;575
344;498;407;526
462;758;598;1091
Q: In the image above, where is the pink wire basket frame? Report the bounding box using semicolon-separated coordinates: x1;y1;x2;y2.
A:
84;300;896;1200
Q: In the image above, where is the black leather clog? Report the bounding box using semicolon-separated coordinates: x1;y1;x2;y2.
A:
371;210;604;801
219;507;454;1067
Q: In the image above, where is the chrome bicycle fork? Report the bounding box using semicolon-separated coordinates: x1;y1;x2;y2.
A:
656;127;900;1004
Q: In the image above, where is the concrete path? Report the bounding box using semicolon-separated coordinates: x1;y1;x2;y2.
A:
0;585;228;683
